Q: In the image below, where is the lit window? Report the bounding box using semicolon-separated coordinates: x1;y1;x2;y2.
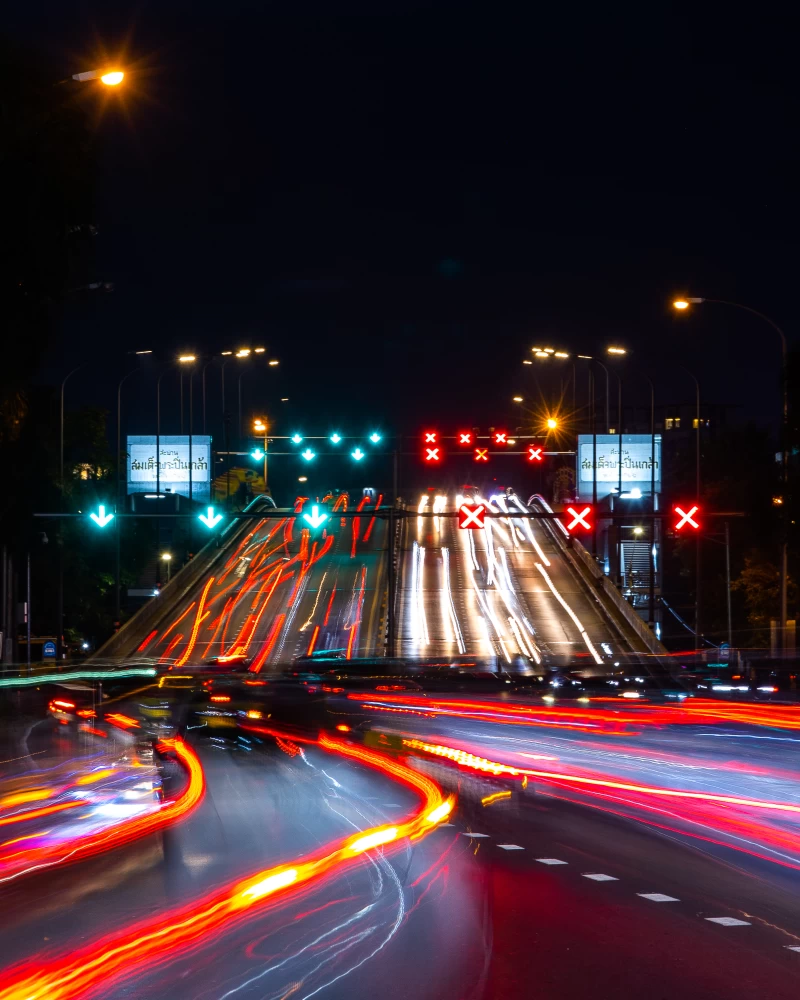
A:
665;417;680;430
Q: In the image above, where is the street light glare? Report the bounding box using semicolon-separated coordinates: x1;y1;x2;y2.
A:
100;71;124;86
534;351;549;358
254;347;266;353
607;346;626;355
513;396;524;402
178;354;196;363
673;300;690;310
268;359;280;366
236;349;251;357
160;552;172;561
554;351;570;358
522;359;533;365
546;417;558;429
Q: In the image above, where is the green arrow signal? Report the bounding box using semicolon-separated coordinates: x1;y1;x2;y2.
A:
89;505;114;527
302;505;328;529
198;506;223;528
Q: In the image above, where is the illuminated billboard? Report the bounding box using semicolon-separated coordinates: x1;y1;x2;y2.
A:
127;435;212;501
577;434;661;501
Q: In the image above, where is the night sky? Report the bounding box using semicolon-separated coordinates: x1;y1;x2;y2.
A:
8;3;799;446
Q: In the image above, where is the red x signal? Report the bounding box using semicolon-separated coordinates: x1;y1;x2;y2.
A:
565;505;592;533
424;431;437;444
458;431;473;445
527;444;544;463
458;503;486;529
474;448;489;462
424;447;441;463
493;430;508;445
674;504;700;530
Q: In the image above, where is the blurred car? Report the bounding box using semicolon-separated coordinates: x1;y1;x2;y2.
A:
205;654;251;669
47;683;99;726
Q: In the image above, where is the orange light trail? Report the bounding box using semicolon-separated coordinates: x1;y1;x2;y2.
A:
174;578;215;666
0;801;89;829
135;630;158;653
159;602;197;645
249;613;286;672
307;625;320;655
323;586;337;626
403;738;800;816
0;738;203;885
0;790;52;810
159;634;183;664
0;734;451;1000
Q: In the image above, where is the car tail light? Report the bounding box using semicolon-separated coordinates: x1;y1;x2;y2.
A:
51;700;76;710
210;695;231;703
246;710;262;720
76;709;96;718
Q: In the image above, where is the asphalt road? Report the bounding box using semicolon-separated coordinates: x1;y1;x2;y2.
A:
397;491;641;669
131;495;387;669
3;708;800;999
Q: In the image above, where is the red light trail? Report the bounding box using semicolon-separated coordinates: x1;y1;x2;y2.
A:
0;733;452;1000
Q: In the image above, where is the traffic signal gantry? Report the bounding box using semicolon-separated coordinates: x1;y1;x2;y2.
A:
421;429;554;464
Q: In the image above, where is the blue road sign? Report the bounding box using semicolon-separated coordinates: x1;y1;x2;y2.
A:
42;641;56;658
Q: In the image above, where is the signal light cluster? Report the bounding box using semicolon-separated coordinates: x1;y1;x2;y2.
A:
422;430;545;464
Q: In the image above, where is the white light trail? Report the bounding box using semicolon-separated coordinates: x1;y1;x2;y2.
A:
534;561;603;664
411;542;429;647
441;547;466;653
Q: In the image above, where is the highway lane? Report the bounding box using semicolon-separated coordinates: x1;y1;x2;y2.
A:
398;491;642;669
132;494;387;671
0;723;486;1000
6;708;800;999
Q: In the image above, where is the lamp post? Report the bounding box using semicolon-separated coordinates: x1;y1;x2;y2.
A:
161;552;172;584
57;363;87;661
674;295;789;649
115;367;148;620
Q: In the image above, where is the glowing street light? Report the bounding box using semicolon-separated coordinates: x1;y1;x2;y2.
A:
161;552;173;583
513;396;524;402
672;298;703;310
607;346;627;355
268;360;280;366
71;69;125;86
546;417;558;430
178;354;196;363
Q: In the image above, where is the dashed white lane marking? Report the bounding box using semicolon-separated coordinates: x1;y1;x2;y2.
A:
638;893;680;903
784;946;800;952
535;858;568;865
582;873;618;881
497;844;525;850
706;917;751;927
462;832;489;838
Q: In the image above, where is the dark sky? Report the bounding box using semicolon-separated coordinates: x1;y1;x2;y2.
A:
8;2;800;442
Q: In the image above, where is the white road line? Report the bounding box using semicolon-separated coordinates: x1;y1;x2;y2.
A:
461;832;490;838
638;893;679;902
705;917;751;927
497;844;525;850
582;873;618;881
535;858;568;865
784;946;800;952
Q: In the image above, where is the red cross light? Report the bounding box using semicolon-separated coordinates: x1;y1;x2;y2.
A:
424;447;441;463
474;447;489;462
674;504;700;530
458;431;473;445
565;505;592;533
493;430;508;445
527;444;544;463
423;431;437;444
458;503;486;529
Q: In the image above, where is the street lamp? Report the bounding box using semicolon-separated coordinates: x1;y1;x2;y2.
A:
71;69;125;86
545;417;558;430
161;552;173;583
673;294;790;648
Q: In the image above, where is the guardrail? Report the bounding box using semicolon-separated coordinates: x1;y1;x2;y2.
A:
91;496;276;662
